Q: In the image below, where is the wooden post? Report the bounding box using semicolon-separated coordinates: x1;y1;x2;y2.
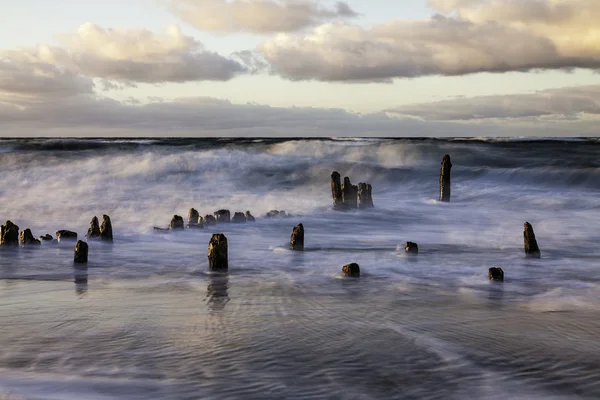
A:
440;154;452;202
208;234;228;271
170;215;185;230
524;222;541;258
214;210;231;223
188;208;202;228
342;177;358;209
204;215;217;226
74;240;88;264
331;171;344;210
232;212;247;223
100;215;113;242
290;223;304;251
56;230;78;243
358;183;374;208
87;216;101;239
39;234;53;242
20;229;41;246
405;242;418;255
342;263;360;277
0;221;19;246
488;267;504;282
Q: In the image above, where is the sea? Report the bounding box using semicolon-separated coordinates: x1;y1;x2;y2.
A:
1;137;600;399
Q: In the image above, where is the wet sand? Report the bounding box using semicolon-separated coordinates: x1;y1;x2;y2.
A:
2;276;600;399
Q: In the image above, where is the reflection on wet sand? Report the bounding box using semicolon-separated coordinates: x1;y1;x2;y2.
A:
487;280;504;301
206;273;229;311
74;265;88;295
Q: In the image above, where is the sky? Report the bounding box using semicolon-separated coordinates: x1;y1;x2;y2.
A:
1;0;599;137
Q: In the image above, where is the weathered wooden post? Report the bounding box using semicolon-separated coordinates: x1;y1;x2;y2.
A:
232;212;247;223
1;221;19;246
170;215;185;230
488;267;504;282
74;240;88;264
214;210;231;223
266;210;280;218
208;234;228;270
188;208;202;228
56;230;78;243
358;183;374;208
290;223;304;251
405;242;418;255
39;234;53;242
87;216;101;239
100;215;113;242
440;154;452;202
331;171;344;210
20;229;41;246
342;177;358;209
342;263;360;277
204;215;217;226
524;222;541;258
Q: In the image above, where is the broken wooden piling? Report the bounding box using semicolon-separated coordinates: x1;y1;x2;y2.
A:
290;223;304;251
74;240;88;264
342;263;360;277
208;233;228;271
524;222;541;258
440;154;452;202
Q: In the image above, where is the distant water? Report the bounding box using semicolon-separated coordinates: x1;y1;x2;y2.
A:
1;137;600;399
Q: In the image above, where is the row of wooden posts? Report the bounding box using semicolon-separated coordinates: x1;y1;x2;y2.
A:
329;154;453;210
69;220;541;281
2;153;541;281
0;215;113;247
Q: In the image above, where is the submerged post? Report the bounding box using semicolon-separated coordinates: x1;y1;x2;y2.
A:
440;154;452;202
524;222;541;258
290;223;304;251
74;240;88;264
342;263;360;277
331;171;344;210
405;242;419;255
208;233;228;271
488;267;504;282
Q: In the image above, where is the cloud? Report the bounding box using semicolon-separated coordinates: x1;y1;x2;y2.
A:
259;0;600;82
169;0;357;33
3;89;599;137
386;85;600;121
0;91;515;137
0;58;94;106
98;79;138;91
1;23;247;84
